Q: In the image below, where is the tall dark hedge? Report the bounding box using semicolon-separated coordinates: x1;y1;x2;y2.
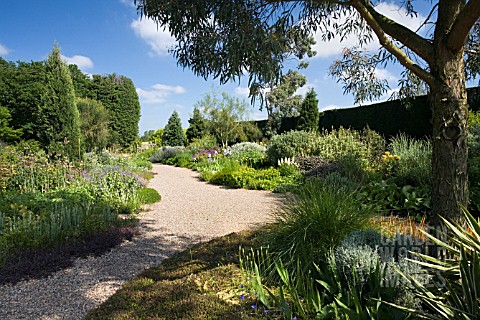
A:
89;74;140;148
163;111;185;146
0;58;46;140
37;44;81;159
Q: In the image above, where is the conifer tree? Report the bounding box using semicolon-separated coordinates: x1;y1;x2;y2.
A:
186;107;206;143
38;44;81;159
162;111;185;146
297;88;319;132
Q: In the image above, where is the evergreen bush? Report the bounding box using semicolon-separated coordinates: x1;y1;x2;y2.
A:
162;111;186;146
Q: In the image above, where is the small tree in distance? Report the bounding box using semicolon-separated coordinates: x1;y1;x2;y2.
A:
186;107;206;143
196;88;249;148
297;88;319;132
162;111;185;146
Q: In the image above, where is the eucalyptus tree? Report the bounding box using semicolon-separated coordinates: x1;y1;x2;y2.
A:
196;88;249;148
135;0;480;222
264;69;307;136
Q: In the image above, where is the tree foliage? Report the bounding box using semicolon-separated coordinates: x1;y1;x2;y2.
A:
195;88;249;148
89;74;141;149
162;111;185;146
0;58;46;140
0;106;22;142
186;107;206;143
68;64;93;99
297;88;319;132
76;97;110;152
140;129;156;142
264;70;307;136
37;44;81;159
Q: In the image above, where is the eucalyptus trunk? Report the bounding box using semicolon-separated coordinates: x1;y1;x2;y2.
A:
430;25;469;224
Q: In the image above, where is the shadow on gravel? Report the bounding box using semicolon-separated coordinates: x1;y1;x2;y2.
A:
0;226;140;286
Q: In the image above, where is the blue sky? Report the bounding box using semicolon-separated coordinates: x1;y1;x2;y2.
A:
0;1;436;135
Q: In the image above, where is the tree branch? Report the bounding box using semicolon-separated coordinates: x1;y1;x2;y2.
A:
360;0;434;65
352;1;435;87
448;0;480;52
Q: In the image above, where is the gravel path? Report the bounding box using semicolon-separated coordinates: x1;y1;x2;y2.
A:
0;164;283;320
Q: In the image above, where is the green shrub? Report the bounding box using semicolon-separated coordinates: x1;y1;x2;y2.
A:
208;159;242;187
317;127;383;169
389;134;432;188
186;134;217;153
358;179;431;218
277;163;300;177
164;151;193;167
267;130;319;164
137;187;161;204
468;112;480;214
228;142;266;166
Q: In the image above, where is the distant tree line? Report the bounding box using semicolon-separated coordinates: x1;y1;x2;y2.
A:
0;44;140;157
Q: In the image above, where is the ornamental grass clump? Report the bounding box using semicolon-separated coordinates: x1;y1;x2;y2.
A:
389;134;432;187
263;179;375;280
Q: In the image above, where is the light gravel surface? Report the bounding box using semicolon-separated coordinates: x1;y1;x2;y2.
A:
0;164;283;320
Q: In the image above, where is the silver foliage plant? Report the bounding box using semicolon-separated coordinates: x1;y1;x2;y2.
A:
332;229;431;310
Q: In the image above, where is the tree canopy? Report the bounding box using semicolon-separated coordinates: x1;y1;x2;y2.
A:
136;0;480;221
195;88;249;148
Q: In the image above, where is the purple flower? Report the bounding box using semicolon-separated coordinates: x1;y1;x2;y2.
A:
240;284;244;288
264;309;269;314
240;295;245;301
251;304;257;309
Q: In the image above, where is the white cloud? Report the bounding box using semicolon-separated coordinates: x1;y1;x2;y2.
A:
313;2;426;58
136;84;186;104
295;85;314;96
0;43;11;56
319;104;351;112
131;18;176;56
119;0;136;8
61;54;94;70
235;87;250;97
374;68;397;82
